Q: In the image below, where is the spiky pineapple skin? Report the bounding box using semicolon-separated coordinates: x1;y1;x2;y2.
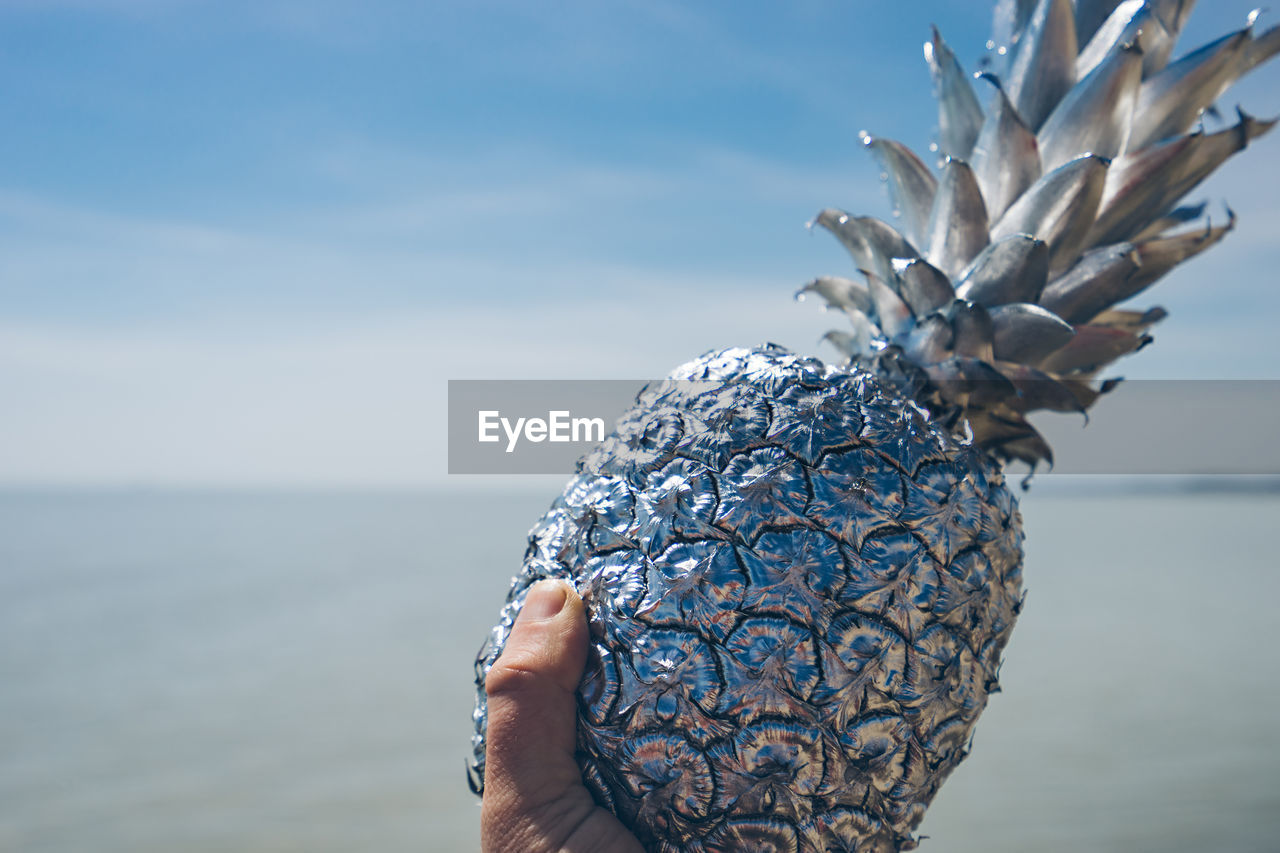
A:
472;346;1024;852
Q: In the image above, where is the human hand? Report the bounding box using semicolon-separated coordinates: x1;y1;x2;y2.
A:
480;579;645;853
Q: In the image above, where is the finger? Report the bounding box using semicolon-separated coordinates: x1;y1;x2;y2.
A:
482;579;589;811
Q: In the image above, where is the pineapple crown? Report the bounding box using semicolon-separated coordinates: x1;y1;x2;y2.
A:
801;0;1279;469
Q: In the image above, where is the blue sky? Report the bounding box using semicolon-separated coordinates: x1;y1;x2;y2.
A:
1;1;1277;487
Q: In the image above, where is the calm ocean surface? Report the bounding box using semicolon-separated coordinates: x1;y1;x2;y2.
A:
2;486;1278;852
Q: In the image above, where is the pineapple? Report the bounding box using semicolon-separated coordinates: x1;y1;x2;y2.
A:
470;1;1279;850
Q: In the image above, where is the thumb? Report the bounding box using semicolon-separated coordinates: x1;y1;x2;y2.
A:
481;579;591;821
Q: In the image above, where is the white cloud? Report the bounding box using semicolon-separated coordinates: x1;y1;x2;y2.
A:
1;60;1278;488
0;168;850;489
0;287;840;488
0;139;874;331
8;261;1278;489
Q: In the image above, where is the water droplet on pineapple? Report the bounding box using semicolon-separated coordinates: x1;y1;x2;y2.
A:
928;142;939;153
997;46;1007;56
985;39;995;50
879;171;889;183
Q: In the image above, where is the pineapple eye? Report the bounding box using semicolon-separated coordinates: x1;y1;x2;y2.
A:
639;412;682;449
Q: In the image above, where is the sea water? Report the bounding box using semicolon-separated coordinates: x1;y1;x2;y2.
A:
1;486;1277;852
